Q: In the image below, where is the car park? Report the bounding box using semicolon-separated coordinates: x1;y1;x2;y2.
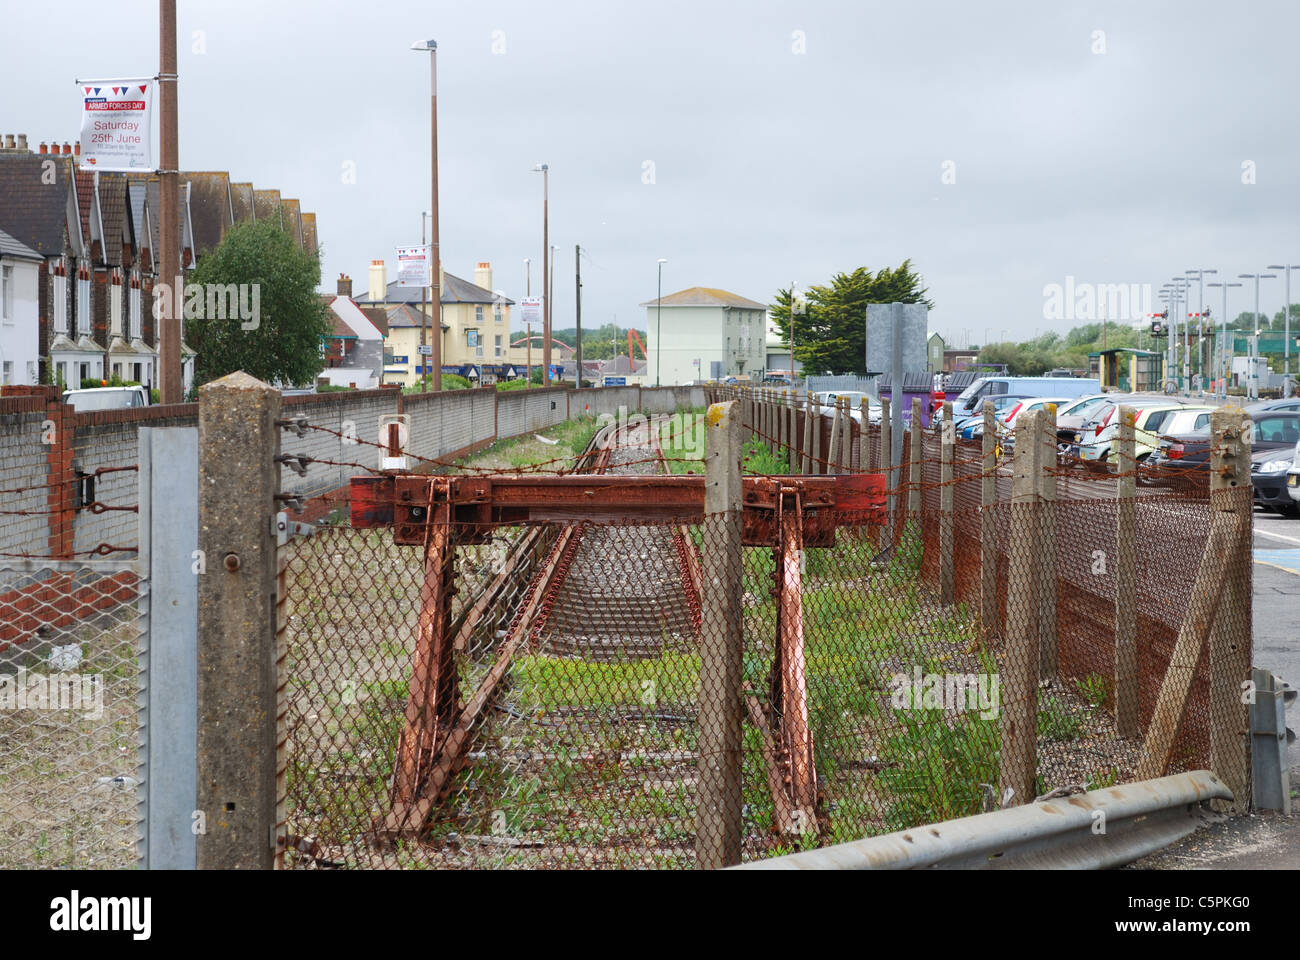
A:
1077;400;1212;467
951;376;1101;417
814;390;880;424
1148;410;1300;490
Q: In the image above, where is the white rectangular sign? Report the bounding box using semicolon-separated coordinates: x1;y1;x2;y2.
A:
396;246;430;287
78;79;154;171
417;344;433;356
520;297;543;326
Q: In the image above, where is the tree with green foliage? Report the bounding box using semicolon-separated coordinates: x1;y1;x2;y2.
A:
186;219;333;387
770;261;932;375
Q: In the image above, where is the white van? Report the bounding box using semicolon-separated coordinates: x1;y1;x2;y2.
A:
953;377;1101;417
62;385;150;412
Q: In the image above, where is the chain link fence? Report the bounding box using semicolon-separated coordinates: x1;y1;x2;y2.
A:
273;394;1253;868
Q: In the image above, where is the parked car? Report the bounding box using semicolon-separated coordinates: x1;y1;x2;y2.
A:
1077;401;1212;467
951;376;1101;417
62;385;150;411
954;395;1040;440
1148;411;1300;491
1252;446;1298;517
814;390;881;424
1286;438;1300;505
1246;398;1300;416
761;375;794;387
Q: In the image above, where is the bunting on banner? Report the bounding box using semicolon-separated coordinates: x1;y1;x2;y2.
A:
78;79;154;171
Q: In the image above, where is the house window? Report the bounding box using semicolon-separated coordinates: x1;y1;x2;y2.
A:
53;269;68;333
113;362;122;379
2;361;12;384
76;268;91;335
129;283;141;339
79;362;89;384
475;306;484;323
1;265;12;322
133;362;142;383
495;334;502;357
109;273;123;336
494;304;502;323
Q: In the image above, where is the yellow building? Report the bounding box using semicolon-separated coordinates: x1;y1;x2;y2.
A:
356;259;524;386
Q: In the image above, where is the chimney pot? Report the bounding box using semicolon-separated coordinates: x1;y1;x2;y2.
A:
73;142;80;156
3;134;14;150
16;134;27;151
63;143;72;155
38;142;48;154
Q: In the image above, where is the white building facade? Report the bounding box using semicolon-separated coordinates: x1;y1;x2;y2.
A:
642;286;768;385
0;229;41;385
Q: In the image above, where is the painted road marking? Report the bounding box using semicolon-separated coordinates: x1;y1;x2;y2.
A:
1254;548;1300;576
1255;527;1300;547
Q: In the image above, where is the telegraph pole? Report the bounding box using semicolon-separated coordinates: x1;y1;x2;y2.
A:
158;0;180;404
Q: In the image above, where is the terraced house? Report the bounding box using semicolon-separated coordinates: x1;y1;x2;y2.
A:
0;132;320;394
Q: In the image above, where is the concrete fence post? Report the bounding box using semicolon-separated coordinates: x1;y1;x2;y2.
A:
939;401;954;605
1114;405;1139;737
840;397;853;473
861;398;873;472
980;399;997;643
1037;403;1058;679
810;393;822;476
1000;408;1044;808
697;400;744;867
880;396;893;535
196;372;280;869
828;399;842;475
801;393;813;474
907;397;922;517
1208;409;1252;812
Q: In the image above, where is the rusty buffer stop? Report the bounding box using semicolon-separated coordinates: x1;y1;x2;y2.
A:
349;469;886;840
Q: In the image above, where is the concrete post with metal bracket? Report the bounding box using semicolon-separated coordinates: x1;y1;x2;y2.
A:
697;400;744;868
196;372;281;869
1114;406;1139;738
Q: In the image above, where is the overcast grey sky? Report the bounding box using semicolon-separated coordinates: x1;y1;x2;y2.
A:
5;0;1299;349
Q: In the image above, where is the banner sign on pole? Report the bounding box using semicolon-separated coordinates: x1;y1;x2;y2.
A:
77;79;154;171
520;297;543;326
396;246;431;287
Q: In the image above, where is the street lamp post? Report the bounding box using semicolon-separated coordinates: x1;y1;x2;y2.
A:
655;258;667;387
1185;269;1216;389
1267;263;1300;395
1239;273;1277;400
1207;281;1242;399
523;258;531;388
411;39;441;391
533;164;550;383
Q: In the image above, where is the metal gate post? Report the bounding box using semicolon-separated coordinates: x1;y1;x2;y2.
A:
138;425;199;869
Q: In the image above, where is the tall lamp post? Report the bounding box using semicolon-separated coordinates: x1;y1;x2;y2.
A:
1238;273;1277;400
533;164;550;383
1207;280;1242;399
1168;277;1191;389
1185;268;1216;388
411;39;441;390
655;258;667;386
1268;263;1300;395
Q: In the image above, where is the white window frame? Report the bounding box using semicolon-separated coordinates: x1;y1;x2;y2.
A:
53;270;68;334
1;264;12;323
76;268;91;336
129;281;141;339
109;272;123;337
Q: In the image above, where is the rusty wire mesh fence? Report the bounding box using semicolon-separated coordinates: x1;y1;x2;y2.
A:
274;395;1252;869
0;564;144;869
